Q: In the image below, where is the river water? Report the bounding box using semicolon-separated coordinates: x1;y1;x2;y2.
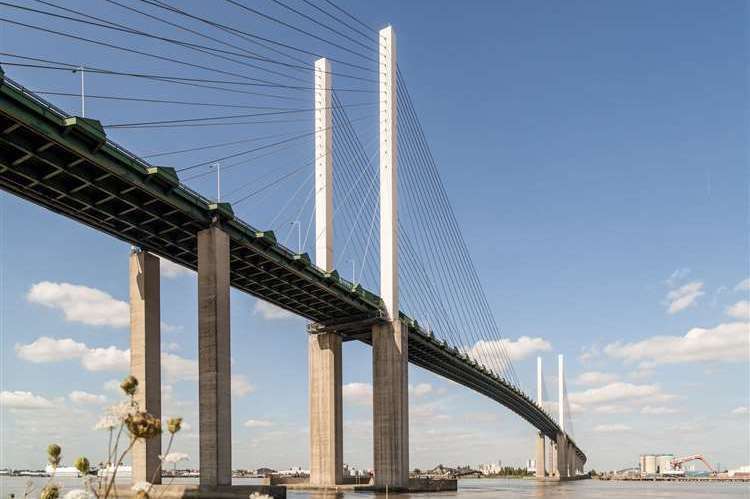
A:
1;477;747;498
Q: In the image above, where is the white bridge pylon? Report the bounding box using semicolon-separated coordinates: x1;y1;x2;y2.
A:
536;354;583;479
308;26;408;490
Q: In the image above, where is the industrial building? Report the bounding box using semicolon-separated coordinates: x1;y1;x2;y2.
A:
639;454;677;475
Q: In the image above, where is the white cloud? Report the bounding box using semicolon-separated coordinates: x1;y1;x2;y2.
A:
161;322;183;334
103;379;121;393
641;405;678;415
159;257;193;279
69;390;106;405
16;337;88;363
726;300;750;320
569;382;675;408
17;337;198;381
82;346;129;371
594;424;631;433
343;382;372;406
162;352;198;382
469;336;551;363
594;405;633;415
604;322;749;366
253;300;294;320
628;368;655;381
575;371;619;386
666;281;704;314
244;419;274;428
0;391;54;410
165;342;180;352
579;345;600;363
735;278;750;292
410;383;433;398
231;375;255;397
731;406;748;416
667;268;691;287
27;281;129;327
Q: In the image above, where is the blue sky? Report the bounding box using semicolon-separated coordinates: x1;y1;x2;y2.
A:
0;0;748;473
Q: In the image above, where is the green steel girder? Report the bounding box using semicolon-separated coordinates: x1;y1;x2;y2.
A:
0;73;381;323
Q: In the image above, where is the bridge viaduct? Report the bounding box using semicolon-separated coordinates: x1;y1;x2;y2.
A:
0;26;585;494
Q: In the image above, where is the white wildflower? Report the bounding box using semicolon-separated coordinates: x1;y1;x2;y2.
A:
131;481;152;493
94;415;119;431
107;400;137;421
159;452;189;465
63;490;96;499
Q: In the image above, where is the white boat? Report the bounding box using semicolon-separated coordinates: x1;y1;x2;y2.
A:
97;465;132;479
45;465;80;478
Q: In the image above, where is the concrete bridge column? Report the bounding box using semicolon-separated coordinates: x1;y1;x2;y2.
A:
372;320;409;488
535;432;546;478
129;249;161;484
569;443;575;476
551;441;558;477
556;434;568;479
309;333;343;485
198;226;232;487
372;25;409;490
308;56;344;487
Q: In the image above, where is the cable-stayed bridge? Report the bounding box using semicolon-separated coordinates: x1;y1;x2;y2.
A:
0;0;585;493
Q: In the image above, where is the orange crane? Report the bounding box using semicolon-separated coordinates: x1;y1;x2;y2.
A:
670;455;717;475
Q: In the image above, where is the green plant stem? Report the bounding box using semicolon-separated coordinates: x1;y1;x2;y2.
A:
102;438;136;498
148;432;174;496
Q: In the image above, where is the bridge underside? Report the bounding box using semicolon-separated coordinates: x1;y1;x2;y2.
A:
0;73;585;465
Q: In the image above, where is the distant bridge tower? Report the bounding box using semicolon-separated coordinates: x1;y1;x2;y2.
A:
555;354;567;478
535;357;546;478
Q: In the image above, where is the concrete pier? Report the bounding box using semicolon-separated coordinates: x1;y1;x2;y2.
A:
198;226;232;487
556;433;568;479
372;320;409;489
129;249;161;484
551;441;559;477
535;432;546;478
308;332;343;485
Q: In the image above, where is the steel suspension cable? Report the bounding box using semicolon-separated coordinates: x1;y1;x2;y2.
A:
396;73;521;385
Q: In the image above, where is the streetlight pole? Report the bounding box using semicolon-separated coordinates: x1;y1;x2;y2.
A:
211;162;221;202
290;220;301;254
72;65;85;117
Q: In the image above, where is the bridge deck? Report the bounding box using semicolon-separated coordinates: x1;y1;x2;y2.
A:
0;71;585;464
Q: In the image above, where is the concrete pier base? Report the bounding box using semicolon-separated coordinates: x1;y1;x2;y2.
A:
129;249;161;485
551;441;559;477
198;226;232;487
372;320;409;490
556;433;568;479
277;478;457;493
535;432;546;478
308;331;343;486
114;484;286;498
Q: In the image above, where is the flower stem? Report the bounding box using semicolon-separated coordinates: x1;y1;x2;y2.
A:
103;438;136;498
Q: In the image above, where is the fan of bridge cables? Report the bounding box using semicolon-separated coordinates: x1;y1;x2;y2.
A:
540;367;575;437
1;0;522;389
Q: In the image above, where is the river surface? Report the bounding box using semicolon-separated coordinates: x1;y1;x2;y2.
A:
1;477;747;498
